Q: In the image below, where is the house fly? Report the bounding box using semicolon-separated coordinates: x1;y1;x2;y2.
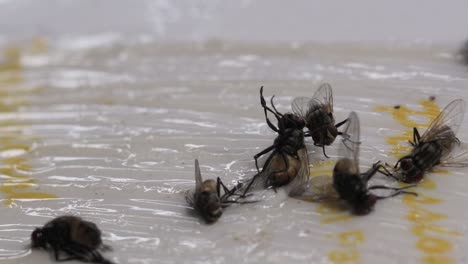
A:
185;159;248;223
292;83;348;158
292;112;416;215
31;215;113;264
391;99;466;183
239;86;309;196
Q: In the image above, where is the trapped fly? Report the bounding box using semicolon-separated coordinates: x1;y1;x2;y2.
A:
238;86;309;196
31;215;113;264
390;99;467;183
292;112;416;215
291;83;347;157
186;159;248;223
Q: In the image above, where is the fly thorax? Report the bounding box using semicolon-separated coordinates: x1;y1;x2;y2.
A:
413;142;442;170
333;166;364;202
289;129;305;148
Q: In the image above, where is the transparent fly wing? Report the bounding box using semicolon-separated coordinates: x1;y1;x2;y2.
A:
420;99;466;143
286;148;310;197
338;111;361;173
439;142;468;167
291;96;313;117
290;175;340;202
311;83;334;113
236;162;272;194
194;159;202;189
185;190;196;207
186;159;203;207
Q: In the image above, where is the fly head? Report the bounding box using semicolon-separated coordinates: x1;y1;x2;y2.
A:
31;228;46;248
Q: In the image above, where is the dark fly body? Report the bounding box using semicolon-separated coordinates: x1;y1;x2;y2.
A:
392;99;466;183
333;112;417;215
31;215;113;264
292;83;348;158
239;87;309;196
186;159;247;223
293;112;416;215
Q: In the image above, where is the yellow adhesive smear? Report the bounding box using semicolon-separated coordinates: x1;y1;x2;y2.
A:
328;249;360;264
422;255;455;264
309;160;336;176
337;230;365;246
376;100;457;263
0;43;57;205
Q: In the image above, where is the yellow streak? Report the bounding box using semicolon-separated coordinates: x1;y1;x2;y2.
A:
0;42;56;205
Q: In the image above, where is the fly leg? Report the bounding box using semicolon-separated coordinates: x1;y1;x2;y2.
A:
216;177;229;197
321;145;329;158
361;161;386;183
242;150;277;196
335;118;348;131
312;141;329;158
270;95;283;117
260;87;281;129
218;177;250;202
369;185;418;199
311;130;330;158
254;144;275;173
409;127;421;146
377;163;401;181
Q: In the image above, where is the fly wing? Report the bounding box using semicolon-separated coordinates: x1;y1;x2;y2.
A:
287;147;310;197
194;159;202;189
236;159;273;194
439;142;468;167
291;96;314;118
290;174;340;202
420;99;465;143
339;111;361;173
311;83;334;113
186;159;203;206
185;190;196;206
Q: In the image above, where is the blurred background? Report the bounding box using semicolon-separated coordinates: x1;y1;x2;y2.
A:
1;0;467;45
